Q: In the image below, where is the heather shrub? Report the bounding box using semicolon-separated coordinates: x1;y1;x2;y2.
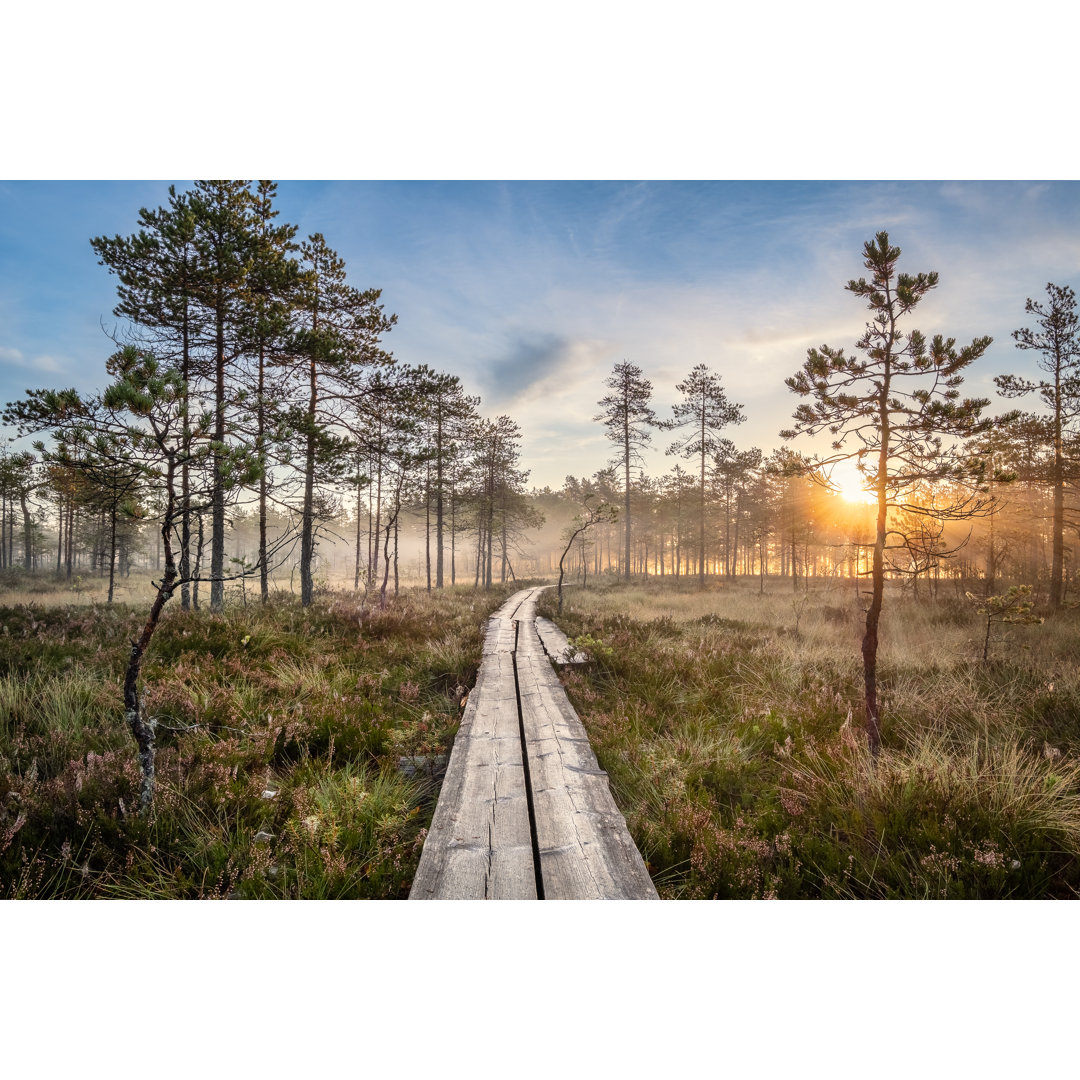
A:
542;579;1080;899
0;581;517;898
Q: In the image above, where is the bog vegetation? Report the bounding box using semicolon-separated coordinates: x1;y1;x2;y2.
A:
1;192;1078;899
542;579;1080;899
0;576;517;898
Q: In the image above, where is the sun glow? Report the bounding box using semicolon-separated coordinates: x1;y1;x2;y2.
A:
830;460;877;505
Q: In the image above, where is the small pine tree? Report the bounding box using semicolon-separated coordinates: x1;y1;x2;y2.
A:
966;584;1043;663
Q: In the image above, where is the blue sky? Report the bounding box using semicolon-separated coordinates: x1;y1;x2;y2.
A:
3;179;1079;489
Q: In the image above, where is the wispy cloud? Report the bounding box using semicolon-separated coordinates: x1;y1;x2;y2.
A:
0;346;65;376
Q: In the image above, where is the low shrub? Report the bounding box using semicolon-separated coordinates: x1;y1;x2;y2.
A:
0;582;516;898
543;578;1080;899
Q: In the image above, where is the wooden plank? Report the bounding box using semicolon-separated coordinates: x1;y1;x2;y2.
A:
410;608;536;899
535;616;586;664
515;623;658;900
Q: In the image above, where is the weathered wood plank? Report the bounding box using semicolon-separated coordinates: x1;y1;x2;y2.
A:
410;599;536;899
411;585;656;900
515;622;657;899
535;616;586;664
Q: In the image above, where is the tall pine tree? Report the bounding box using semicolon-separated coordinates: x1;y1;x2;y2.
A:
666;363;744;586
595;361;659;579
783;232;992;752
290;233;395;606
996;283;1080;609
188;180;262;612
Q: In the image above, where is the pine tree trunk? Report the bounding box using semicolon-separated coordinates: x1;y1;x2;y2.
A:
500;511;507;585
436;406;445;588
624;412;632;580
13;498;21;570
372;446;382;584
180;459;191;609
484;470;494;590
698;403;706;588
862;438;889;755
731;491;741;580
300;351;317;608
473;520;482;589
124;460;180;815
1051;400;1064;608
180;312;192;610
20;490;32;572
450;485;457;586
56;491;64;577
192;512;204;610
379;520;390;608
210;313;227;612
366;453;376;586
1;488;9;571
65;501;74;579
258;342;269;604
360;462;369;591
107;505;117;604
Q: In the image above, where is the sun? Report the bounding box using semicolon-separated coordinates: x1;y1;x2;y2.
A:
829;460;877;505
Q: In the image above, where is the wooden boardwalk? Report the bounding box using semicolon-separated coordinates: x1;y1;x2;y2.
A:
410;586;658;900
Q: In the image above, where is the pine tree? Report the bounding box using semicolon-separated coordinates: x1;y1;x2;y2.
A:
410;366;479;589
712;445;762;579
666;363;744;586
0;450;39;572
91;185;205;607
783;231;992;752
244;181;300;603
469;415;530;589
595;361;659;580
188;180;262;612
290;233;395;607
102;345;261;809
996;283;1080;608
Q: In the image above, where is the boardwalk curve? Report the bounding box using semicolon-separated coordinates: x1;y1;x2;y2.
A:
410;586;658;900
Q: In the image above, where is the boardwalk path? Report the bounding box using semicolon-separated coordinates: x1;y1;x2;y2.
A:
410;586;658;900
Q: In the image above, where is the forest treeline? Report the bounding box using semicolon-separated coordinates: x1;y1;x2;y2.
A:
0;191;1076;626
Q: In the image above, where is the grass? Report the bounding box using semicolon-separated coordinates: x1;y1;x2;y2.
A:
0;580;520;898
540;575;1080;899
6;568;1077;899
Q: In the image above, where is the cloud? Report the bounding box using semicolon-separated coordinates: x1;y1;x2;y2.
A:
30;354;65;375
0;346;65;375
478;332;578;404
